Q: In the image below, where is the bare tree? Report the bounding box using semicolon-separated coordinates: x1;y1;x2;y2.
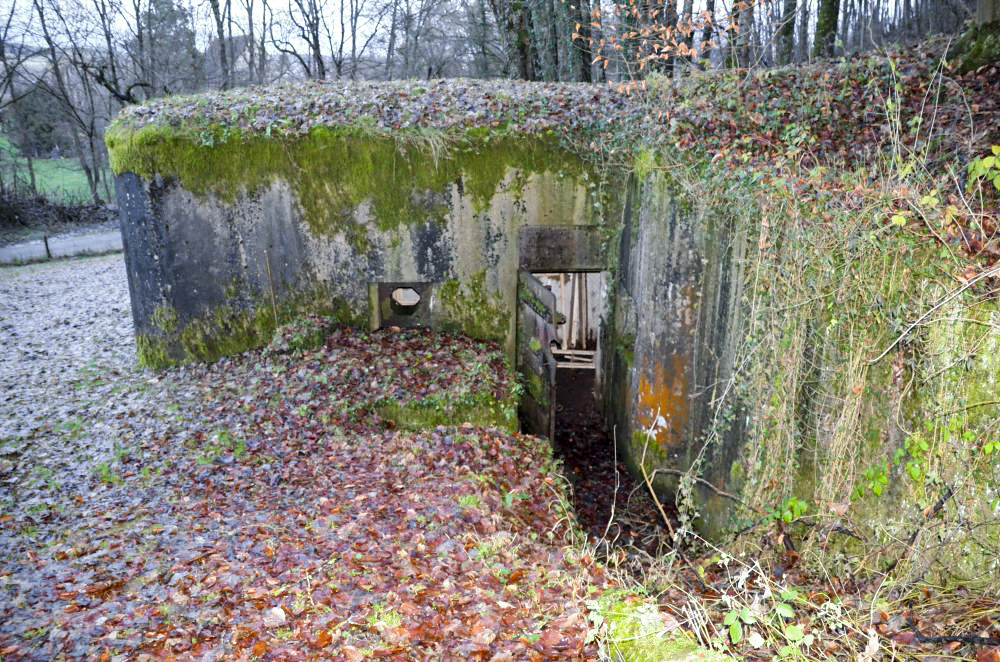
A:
0;0;33;112
208;0;231;88
31;0;108;202
273;0;326;78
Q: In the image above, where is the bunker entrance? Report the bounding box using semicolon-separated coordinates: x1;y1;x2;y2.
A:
515;271;601;439
516;268;673;558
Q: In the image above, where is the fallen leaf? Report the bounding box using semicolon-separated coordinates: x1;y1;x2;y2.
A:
313;630;332;648
263;606;287;628
342;644;364;662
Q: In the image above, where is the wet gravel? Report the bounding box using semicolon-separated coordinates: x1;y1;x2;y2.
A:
0;254;135;442
0;254;200;655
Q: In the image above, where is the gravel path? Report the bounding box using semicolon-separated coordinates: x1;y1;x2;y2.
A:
1;254;135;442
0;254;214;658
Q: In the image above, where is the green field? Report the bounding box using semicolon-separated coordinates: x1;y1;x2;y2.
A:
0;133;111;204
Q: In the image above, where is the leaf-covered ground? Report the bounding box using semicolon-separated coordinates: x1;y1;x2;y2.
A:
0;273;622;660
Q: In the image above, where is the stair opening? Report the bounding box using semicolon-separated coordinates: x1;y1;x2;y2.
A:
518;270;675;562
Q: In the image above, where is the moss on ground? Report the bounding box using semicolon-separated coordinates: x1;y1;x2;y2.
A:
375;391;518;432
592;593;731;661
138;288;363;369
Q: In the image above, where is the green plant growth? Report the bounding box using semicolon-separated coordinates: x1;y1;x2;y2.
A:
195;428;248;465
94;462;121;486
375;390;517;432
138;289;362;369
587;592;730;661
0;132;111;203
105;123;590;245
967;145;1000;192
436;271;509;344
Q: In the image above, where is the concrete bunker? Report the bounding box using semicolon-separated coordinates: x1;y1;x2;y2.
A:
107;80;744;541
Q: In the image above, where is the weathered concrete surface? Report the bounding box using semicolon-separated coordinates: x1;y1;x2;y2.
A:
117;160;599;367
518;225;605;272
603;171;746;538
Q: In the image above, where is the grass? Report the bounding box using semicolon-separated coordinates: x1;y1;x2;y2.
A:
0;133;110;204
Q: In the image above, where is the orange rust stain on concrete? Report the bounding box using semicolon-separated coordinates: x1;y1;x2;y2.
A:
637;353;690;448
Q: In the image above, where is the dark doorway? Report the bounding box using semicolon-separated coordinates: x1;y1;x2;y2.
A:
552;367;672;558
516;270;603;439
515;228;672;560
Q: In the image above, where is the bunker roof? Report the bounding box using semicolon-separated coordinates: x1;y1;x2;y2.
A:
114;78;638;137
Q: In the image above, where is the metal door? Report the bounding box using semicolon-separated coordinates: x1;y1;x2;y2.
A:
517;270;557;439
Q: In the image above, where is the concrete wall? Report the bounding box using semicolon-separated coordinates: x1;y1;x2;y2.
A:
117;154;599;367
602;171;747;538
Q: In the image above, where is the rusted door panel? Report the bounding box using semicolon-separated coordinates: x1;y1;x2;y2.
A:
517;270;557;439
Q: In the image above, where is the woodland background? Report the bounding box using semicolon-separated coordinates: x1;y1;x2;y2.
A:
0;0;994;207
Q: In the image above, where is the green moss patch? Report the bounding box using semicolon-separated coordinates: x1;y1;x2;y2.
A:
435;271;509;344
139;288;363;369
589;593;730;661
948;21;1000;73
375;390;518;432
106;124;589;243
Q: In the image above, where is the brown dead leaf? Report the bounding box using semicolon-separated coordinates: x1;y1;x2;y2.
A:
829;501;850;517
342;644;365;662
471;625;496;646
312;629;332;648
977;648;1000;662
385;626;412;646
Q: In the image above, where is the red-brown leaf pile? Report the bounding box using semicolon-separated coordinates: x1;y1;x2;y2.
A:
0;329;613;660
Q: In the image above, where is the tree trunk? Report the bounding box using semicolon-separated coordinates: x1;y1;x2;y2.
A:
546;0;560;79
778;0;797;63
814;0;839;57
575;0;591;81
702;0;715;64
979;0;999;23
734;2;753;67
797;0;810;60
514;0;535;80
385;0;398;79
209;0;230;89
25;153;37;194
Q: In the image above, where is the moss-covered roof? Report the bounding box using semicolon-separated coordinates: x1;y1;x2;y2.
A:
114;78;637;137
110;45;998;169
